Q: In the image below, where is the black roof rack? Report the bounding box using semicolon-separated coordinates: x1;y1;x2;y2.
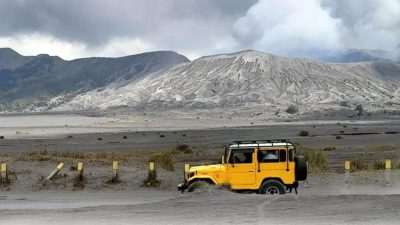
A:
231;139;291;145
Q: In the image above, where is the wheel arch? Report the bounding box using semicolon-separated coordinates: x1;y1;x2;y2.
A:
188;177;216;185
259;177;285;189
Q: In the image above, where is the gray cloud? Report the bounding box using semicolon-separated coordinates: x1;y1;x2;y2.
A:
0;0;398;59
0;0;256;58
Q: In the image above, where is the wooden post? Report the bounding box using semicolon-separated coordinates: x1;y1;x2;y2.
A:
77;162;84;178
149;162;155;172
344;160;350;187
1;163;7;183
112;161;119;181
385;160;392;170
345;161;351;171
184;164;190;181
385;159;392;187
46;162;64;181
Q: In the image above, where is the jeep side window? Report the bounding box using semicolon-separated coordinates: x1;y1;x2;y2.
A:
289;149;295;162
279;150;286;162
229;149;253;164
258;150;287;163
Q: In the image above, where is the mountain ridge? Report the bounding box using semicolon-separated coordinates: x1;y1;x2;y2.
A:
0;49;189;111
57;50;400;113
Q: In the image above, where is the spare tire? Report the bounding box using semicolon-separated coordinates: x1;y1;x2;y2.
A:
295;156;307;181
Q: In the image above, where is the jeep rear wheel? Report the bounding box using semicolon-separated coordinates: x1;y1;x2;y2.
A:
295;156;307;181
259;180;286;195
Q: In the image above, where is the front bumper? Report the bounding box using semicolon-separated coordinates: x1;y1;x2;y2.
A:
177;182;189;193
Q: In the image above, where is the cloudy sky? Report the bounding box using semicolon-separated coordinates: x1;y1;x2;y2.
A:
0;0;399;60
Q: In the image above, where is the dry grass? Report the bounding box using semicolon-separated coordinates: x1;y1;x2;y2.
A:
141;171;160;188
349;158;391;172
16;145;213;172
350;158;367;172
176;144;193;154
353;144;400;152
18;150;127;165
371;159;386;170
218;182;232;191
297;146;330;173
148;152;174;171
73;174;85;189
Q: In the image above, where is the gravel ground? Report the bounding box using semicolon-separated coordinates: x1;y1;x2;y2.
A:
1;115;400;224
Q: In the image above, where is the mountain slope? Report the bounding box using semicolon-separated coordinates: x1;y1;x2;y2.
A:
0;49;189;110
59;50;400;111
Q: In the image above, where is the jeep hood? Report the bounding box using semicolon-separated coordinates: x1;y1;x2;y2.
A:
190;164;222;173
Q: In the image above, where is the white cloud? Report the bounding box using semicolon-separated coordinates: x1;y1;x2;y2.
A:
96;37;154;58
0;33;88;59
322;0;400;51
0;34;157;60
232;0;343;56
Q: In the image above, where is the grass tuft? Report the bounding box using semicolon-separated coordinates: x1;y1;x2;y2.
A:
297;147;330;173
141;171;160;188
323;145;336;151
176;144;193;154
350;158;367;172
148;152;174;171
371;159;386;170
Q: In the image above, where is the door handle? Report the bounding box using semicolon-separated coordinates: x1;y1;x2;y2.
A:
248;170;254;172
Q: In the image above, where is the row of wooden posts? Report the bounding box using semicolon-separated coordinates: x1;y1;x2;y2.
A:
344;159;393;170
0;161;192;183
2;160;393;184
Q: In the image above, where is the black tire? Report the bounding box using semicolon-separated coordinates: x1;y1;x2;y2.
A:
259;180;286;195
295;155;307;181
187;180;210;192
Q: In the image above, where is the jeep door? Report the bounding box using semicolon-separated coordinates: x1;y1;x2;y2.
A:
227;148;256;187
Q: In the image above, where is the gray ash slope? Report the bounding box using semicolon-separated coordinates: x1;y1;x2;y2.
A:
0;48;189;111
59;50;400;113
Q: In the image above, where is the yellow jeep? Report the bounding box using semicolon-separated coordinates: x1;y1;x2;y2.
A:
178;140;307;194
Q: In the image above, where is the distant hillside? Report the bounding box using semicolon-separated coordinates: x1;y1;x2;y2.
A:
0;48;189;111
59;50;400;113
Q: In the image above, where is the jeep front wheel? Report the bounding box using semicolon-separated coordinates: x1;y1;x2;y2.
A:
187;180;210;192
259;180;286;195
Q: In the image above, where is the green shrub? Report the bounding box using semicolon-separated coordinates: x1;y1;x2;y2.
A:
299;130;309;136
286;105;299;114
176;144;193;154
355;104;364;116
340;101;348;107
336;135;343;139
323;145;336;151
0;135;4;139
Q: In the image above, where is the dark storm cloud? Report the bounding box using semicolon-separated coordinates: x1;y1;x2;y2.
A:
0;0;256;48
0;0;398;59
